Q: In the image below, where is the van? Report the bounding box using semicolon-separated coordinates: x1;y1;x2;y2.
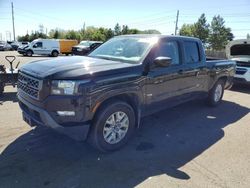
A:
17;39;78;57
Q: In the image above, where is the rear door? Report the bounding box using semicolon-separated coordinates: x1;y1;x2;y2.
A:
181;40;208;97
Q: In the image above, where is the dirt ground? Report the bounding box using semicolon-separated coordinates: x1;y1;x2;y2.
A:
0;51;250;188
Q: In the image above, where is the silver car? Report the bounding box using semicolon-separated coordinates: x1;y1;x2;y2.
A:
0;41;13;51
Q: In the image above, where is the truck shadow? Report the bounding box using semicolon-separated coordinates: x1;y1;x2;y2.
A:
231;84;250;94
0;100;249;188
0;91;18;105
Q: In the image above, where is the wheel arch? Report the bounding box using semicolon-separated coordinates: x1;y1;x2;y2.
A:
92;92;142;128
209;75;228;91
51;49;59;55
26;49;33;54
217;76;227;84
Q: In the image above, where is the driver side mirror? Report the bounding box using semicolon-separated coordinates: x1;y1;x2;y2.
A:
33;44;37;48
153;56;172;68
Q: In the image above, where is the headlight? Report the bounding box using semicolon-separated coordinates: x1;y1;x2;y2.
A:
51;80;77;95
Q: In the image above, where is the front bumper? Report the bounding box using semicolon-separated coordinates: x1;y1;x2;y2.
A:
72;49;89;56
18;94;90;141
17;49;26;54
234;67;250;83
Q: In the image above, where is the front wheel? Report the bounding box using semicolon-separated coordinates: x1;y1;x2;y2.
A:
52;51;59;57
88;100;135;152
207;79;225;106
26;50;33;57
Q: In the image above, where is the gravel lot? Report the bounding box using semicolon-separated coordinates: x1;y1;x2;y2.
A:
0;51;250;188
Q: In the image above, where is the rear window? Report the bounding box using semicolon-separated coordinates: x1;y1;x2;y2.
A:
184;41;200;63
231;44;250;56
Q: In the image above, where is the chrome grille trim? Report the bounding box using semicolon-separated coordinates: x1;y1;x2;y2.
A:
18;72;42;99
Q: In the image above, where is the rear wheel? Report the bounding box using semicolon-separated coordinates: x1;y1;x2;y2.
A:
207;79;225;106
88;100;135;152
52;50;59;57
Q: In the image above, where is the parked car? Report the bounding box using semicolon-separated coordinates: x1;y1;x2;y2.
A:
0;41;13;51
19;41;30;47
9;41;20;50
17;35;236;152
72;41;103;56
226;39;250;84
17;39;77;57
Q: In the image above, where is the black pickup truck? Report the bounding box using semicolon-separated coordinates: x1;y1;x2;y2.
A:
17;35;236;151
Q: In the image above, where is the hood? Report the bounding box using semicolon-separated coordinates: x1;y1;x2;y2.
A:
73;45;89;49
18;45;29;49
20;56;139;79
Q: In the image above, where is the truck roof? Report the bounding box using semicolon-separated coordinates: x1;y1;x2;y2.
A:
115;34;201;42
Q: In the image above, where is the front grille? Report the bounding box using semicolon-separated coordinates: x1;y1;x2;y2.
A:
235;68;247;75
18;72;42;99
236;61;250;68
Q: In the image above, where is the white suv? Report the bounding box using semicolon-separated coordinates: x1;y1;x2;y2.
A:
226;39;250;84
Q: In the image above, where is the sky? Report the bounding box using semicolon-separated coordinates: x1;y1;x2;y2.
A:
0;0;249;41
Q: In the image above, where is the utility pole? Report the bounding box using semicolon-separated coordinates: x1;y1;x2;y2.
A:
11;2;16;41
83;22;86;31
174;10;179;35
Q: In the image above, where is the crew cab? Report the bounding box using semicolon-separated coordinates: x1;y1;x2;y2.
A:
17;35;236;151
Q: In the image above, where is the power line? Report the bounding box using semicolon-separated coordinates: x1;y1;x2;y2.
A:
127;17;175;26
14;7;71;23
232;29;250;31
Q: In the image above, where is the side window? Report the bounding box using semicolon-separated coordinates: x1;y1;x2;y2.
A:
90;43;98;49
33;42;42;48
184;41;200;63
156;41;180;65
37;42;43;48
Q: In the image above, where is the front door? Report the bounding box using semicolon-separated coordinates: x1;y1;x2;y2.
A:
145;40;186;115
32;42;43;55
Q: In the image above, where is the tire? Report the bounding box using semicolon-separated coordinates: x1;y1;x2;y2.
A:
52;50;59;57
207;79;225;106
0;82;4;96
88;100;136;152
26;50;33;57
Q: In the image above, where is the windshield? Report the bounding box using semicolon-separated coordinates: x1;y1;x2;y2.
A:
231;44;250;56
30;41;35;46
79;41;90;47
89;36;158;64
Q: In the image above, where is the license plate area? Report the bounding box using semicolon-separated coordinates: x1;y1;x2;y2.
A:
23;112;35;127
